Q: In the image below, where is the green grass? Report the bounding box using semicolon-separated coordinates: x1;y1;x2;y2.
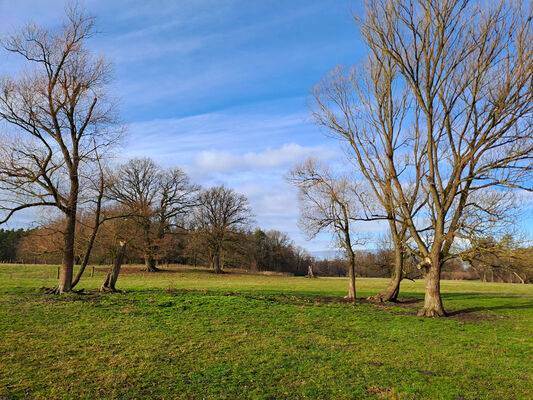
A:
1;264;532;399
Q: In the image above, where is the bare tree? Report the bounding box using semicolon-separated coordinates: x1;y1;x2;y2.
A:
288;158;362;300
0;5;121;293
312;59;421;303
108;158;198;271
313;0;533;316
194;186;253;273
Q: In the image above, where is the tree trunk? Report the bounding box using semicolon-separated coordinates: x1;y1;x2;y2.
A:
369;245;403;302
417;254;446;317
57;209;76;293
347;251;356;301
143;224;158;272
145;255;159;272
71;217;100;288
213;250;222;274
101;242;126;292
512;271;525;284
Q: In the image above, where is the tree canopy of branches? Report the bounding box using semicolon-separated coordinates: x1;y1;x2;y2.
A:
194;185;253;273
312;0;533;316
108;158;198;271
461;235;533;284
0;5;121;293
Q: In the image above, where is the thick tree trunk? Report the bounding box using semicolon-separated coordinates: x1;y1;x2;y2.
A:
369;246;403;302
145;255;159;272
213;251;222;274
143;224;159;272
101;242;126;292
57;209;76;293
417;254;446;317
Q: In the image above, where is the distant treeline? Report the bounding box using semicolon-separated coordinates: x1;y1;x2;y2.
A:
4;224;531;283
0;229;26;263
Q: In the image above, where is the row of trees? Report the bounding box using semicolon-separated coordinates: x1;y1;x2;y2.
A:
288;0;533;316
1;2;531;316
0;5;309;291
6;157;314;276
5;220;532;284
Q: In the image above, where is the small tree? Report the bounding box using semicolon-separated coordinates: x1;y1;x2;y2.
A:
288;158;362;300
194;186;253;273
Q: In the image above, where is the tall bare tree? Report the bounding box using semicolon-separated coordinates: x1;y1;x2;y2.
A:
108;158;198;271
313;0;533;316
288;158;362;300
0;5;120;293
194;186;253;273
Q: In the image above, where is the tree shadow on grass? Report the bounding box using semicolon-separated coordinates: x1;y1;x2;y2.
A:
447;302;533;316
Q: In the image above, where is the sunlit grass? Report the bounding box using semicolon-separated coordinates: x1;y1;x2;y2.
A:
1;264;532;399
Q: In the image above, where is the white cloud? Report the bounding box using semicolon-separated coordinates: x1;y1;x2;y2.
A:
188;143;336;179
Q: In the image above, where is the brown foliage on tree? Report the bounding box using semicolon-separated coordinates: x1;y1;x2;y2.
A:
108;158;198;272
194;186;253;273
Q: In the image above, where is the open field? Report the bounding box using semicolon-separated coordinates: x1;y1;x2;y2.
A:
1;264;532;400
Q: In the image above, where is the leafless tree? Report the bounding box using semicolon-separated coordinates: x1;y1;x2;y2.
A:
108;158;198;271
0;4;121;293
288;158;362;300
313;0;533;316
312;58;421;303
194;186;253;273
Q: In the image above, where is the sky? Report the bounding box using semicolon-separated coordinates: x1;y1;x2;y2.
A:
1;1;531;255
0;0;369;255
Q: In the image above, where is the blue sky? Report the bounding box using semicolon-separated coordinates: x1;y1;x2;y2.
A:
2;1;530;254
0;0;369;254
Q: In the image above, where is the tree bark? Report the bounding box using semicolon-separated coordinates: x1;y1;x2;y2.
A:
417;254;446;317
213;250;222;274
347;250;356;301
57;208;76;293
101;242;126;292
143;223;159;272
369;245;403;302
145;255;159;272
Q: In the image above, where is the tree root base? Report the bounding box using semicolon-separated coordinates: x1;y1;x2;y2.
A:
367;294;399;303
417;307;447;318
343;295;357;304
41;286;85;295
99;286;123;293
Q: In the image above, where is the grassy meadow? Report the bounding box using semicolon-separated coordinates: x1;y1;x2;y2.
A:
0;264;532;399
